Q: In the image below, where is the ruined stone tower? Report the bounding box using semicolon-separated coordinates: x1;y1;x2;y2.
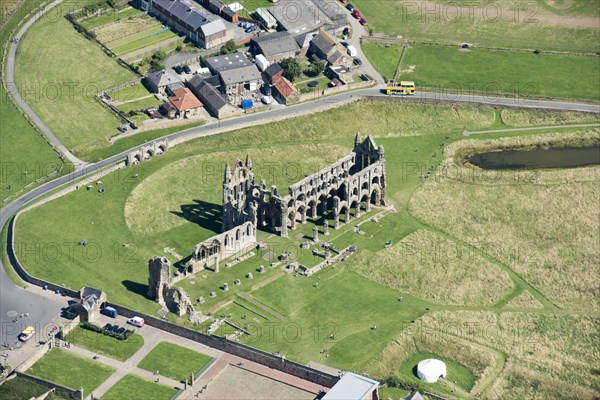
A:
147;256;172;305
221;154;256;232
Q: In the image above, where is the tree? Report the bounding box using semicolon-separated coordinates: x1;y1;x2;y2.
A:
220;40;237;55
309;60;325;77
280;58;302;82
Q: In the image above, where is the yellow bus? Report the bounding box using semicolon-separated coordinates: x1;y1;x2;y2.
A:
386;80;416;95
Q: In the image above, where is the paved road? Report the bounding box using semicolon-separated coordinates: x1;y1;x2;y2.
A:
1;0;599;370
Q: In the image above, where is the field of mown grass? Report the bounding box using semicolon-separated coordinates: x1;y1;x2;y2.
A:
419;311;600;399
361;43;404;82
398;44;600;100
13;8;136;158
355;229;514;306
137;342;212;381
115;96;162;113
101;374;177;400
26;348;115;395
79;7;141;31
0;0;64;203
352;0;600;53
409;129;600;312
65;324;145;361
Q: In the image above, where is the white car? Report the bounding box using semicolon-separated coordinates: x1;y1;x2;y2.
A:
127;316;145;327
262;96;272;105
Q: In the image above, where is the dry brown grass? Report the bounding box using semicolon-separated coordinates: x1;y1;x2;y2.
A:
419;311;600;399
409;130;600;311
125;144;349;236
94;16;159;43
355;229;514;306
504;290;544;310
500;109;600;127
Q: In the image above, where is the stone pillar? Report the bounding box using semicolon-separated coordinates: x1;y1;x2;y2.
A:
323;220;329;235
355;206;361;219
322;198;327;213
301;208;307;224
365;200;371;212
223;283;229;291
311;204;317;218
313;226;319;242
214;256;219;273
345;208;350;224
334;214;340;230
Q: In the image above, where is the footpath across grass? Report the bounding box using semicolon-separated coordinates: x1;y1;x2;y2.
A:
26;348;115;395
137;342;213;382
101;374;178;400
65;324;145;361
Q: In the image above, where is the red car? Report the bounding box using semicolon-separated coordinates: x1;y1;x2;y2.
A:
360;17;367;26
352;9;361;19
340;0;347;3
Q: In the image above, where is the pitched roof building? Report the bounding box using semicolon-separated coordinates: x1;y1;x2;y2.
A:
308;29;351;67
168;88;203;117
187;75;241;119
146;70;181;93
204;53;253;74
250;31;300;62
273;76;300;104
263;62;284;84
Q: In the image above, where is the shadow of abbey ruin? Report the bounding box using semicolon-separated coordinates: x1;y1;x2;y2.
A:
171;199;222;234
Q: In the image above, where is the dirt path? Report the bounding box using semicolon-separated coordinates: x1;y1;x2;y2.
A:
464;123;600;136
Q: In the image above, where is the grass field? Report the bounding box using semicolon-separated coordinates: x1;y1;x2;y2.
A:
79;7;141;31
0;0;64;204
0;376;79;400
137;342;212;381
355;229;514;306
109;83;151;102
420;311;600;399
111;29;177;56
101;374;178;400
26;348;115;395
352;0;600;53
399;44;600;100
361;43;403;82
409;130;600;312
14;8;136;158
65;324;145;361
503;290;544;310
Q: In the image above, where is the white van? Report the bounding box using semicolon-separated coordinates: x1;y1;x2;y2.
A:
346;45;357;57
127;316;145;327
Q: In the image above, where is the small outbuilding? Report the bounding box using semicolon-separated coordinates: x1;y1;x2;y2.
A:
417;359;447;383
322;372;379;400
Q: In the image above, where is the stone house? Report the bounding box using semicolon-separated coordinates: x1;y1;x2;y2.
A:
249;31;300;63
273;76;300;104
188;75;241;119
308;29;352;67
168;88;203;118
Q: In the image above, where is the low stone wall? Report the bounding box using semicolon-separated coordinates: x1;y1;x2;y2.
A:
15;371;83;400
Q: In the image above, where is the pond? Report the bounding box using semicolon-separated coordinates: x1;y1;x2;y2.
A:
467;145;600;170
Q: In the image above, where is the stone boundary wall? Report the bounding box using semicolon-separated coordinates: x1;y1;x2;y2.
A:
14;371;83;399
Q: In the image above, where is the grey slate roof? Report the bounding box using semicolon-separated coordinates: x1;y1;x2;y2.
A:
219;64;261;85
264;62;283;81
188;75;229;110
204;53;252;72
151;0;209;31
147;70;181;88
251;31;299;57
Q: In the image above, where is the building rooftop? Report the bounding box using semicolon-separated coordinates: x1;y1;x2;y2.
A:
219;64;261;85
311;29;338;55
273;76;298;98
270;0;332;36
255;7;277;27
151;0;209;31
168;88;203;111
147;70;181;88
251;31;299;57
201;19;227;37
204;53;253;72
322;372;379;400
188;75;230;110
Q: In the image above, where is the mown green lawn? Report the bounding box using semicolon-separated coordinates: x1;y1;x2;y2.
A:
26;348;115;395
362;43;403;82
352;0;599;53
109;83;151;102
0;0;64;204
112;29;177;56
14;9;137;159
369;44;600;100
101;374;177;400
137;342;212;381
116;96;163;113
65;324;145;361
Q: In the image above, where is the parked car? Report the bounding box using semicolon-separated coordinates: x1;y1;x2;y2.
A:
103;323;113;331
100;306;118;318
127;316;145;327
174;65;183;74
116;327;126;334
340;41;350;48
262;96;272;105
183;65;192;74
343;27;350;36
346;44;357;57
352;9;361;19
110;325;121;333
18;326;35;342
245;25;256;33
360;17;367;26
340;0;347;3
353;57;362;66
346;3;354;11
262;85;272;96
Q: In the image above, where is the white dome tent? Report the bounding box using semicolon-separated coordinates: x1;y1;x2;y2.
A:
417;359;447;383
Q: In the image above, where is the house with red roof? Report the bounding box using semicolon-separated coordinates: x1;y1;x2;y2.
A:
273;76;300;105
168;88;203;118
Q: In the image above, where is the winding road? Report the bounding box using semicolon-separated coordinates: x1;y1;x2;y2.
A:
1;0;599;365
